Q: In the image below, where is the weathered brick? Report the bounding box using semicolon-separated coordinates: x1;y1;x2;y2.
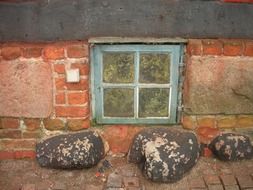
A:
224;185;240;190
187;39;202;56
23;47;42;58
67;119;90;131
24;118;41;131
0;151;15;159
189;177;207;189
208;184;224;190
0;129;22;139
67;44;88;58
202;40;223;55
196;126;220;144
14;151;36;159
43;118;65;130
1;46;22;60
71;62;89;75
197;116;216;128
204;175;221;185
123;177;140;187
236;175;253;189
1;118;20;129
244;41;253;56
217;116;237;128
21;183;36;190
181;115;197;130
223;40;243;56
220;175;237;186
0;139;36;150
0;118;2;129
55;106;89;117
54;64;65;74
55;92;65;104
55;77;66;90
67;91;88;105
202;147;213;157
66;79;89;90
43;46;65;60
22;131;41;139
237;115;253;128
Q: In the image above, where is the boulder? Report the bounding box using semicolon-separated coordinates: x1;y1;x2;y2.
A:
209;133;253;161
36;131;105;169
128;128;200;183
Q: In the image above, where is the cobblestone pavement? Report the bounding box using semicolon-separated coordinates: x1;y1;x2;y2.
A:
0;156;253;190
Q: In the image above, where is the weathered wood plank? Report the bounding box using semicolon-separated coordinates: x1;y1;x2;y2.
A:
0;0;253;42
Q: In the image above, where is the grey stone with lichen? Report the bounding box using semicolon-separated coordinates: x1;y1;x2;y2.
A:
209;133;253;161
36;131;105;169
128;128;200;183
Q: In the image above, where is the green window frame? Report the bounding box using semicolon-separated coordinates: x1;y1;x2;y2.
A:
91;44;182;124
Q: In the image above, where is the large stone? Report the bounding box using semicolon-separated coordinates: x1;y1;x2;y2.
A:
184;56;253;114
128;128;200;183
209;133;253;161
36;131;105;169
0;60;52;118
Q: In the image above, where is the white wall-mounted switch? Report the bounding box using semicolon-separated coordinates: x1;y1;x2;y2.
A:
66;69;80;83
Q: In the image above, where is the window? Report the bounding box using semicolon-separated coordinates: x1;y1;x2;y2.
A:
91;44;182;124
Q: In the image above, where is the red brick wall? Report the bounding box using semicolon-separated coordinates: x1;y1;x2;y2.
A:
0;39;253;159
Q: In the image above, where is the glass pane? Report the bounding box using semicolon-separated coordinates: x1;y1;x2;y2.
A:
103;53;134;83
139;88;170;117
104;88;134;117
139;53;170;84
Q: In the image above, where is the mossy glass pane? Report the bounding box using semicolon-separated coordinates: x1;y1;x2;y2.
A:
139;88;170;117
103;53;134;83
104;88;134;117
139;53;170;84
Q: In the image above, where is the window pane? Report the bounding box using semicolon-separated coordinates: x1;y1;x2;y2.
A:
104;88;134;117
139;88;170;117
139;53;170;84
103;53;134;83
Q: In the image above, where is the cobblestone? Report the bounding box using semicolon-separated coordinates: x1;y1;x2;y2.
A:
207;184;224;190
224;185;240;190
236;175;253;190
204;175;221;185
220;175;237;186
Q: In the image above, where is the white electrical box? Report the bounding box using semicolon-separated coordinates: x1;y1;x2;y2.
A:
66;69;80;83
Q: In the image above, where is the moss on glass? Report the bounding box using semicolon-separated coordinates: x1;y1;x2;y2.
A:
104;88;134;117
139;53;170;84
103;53;134;83
139;88;170;117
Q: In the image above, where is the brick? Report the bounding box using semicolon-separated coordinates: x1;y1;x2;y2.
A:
197;116;216;128
55;106;89;117
182;115;197;130
1;46;21;60
55;92;66;104
43;46;65;60
123;177;140;187
22;131;41;139
1;118;20;129
189;177;207;189
202;147;213;157
237;115;253;128
23;47;42;58
244;41;253;56
217;116;237;128
71;63;89;75
220;175;237;186
66;79;89;90
0;139;36;150
202;40;223;55
223;40;243;56
0;129;22;139
54;64;65;74
196;126;220;144
67;45;88;58
0;151;15;159
67;119;90;131
67;91;89;105
224;185;240;190
14;151;36;159
187;39;202;56
236;175;253;189
55;77;67;90
21;184;36;190
207;184;224;190
24;118;41;131
0;118;2;129
43;118;65;130
204;175;221;185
